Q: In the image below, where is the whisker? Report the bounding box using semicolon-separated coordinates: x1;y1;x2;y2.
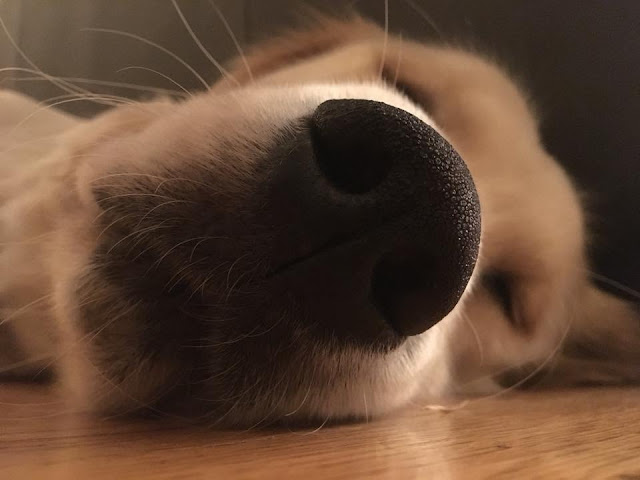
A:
133;199;191;227
224;261;264;302
106;221;173;256
378;0;390;79
1;93;133;141
146;234;216;274
0;67;134;110
244;377;291;431
0;15;89;97
298;414;330;435
4;73;189;98
457;313;574;405
0;231;54;246
589;271;640;300
94;212;138;243
460;308;485;365
32;294;191;421
41;92;136;107
182;313;284;347
204;374;267;425
170;0;240;86
193;358;242;385
164;257;207;291
81;301;141;346
0;353;55;376
125;224;215;262
189;236;230;261
362;388;369;424
391;34;404;87
35;92;133;110
96;192;182;202
80;349;190;422
401;0;444;39
81;27;210;89
92;200;137;224
34;295;140;380
224;252;251;292
116;66;194;97
90;172;218;194
0;397;65;408
283;383;313;417
207;0;254;83
188;261;232;300
0;294;53;327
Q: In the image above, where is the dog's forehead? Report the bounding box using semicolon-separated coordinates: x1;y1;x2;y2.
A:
162;81;440;153
255;42;381;85
246;83;434;127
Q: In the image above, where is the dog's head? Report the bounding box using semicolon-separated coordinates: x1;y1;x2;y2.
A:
50;17;640;425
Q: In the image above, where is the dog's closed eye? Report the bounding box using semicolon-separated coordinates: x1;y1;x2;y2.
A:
482;271;516;324
381;68;434;116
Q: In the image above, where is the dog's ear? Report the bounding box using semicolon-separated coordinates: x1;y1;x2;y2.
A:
64;99;175;209
68;101;172;158
215;16;381;88
549;285;640;385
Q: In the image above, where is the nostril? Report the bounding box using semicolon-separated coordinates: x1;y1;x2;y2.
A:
310;99;396;194
371;245;458;336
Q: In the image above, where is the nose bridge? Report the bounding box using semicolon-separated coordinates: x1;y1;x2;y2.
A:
266;99;481;343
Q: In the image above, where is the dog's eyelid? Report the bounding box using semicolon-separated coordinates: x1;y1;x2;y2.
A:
482;271;518;325
380;68;431;114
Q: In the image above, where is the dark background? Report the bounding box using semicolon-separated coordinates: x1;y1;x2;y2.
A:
1;0;638;300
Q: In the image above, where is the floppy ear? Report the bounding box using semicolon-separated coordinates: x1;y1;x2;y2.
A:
214;16;382;88
549;285;640;385
0;98;174;382
65;99;175;199
68;100;173;157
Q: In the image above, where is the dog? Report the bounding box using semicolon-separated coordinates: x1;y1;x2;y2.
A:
1;14;639;427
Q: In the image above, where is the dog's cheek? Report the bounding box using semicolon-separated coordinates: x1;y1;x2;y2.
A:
549;286;640;385
436;293;513;394
53;272;180;415
440;279;570;394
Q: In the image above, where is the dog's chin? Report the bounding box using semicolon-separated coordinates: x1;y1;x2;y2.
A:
67;242;460;426
65;282;450;426
169;327;449;427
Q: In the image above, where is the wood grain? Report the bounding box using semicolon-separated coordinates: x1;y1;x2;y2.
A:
1;385;639;479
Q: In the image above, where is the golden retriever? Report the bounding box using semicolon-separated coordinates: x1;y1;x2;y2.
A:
1;15;638;427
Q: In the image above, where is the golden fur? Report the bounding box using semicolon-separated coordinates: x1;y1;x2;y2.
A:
1;17;638;426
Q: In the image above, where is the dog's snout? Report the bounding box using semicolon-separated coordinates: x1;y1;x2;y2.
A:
268;99;481;344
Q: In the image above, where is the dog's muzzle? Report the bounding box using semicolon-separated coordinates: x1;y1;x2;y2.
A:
264;99;481;346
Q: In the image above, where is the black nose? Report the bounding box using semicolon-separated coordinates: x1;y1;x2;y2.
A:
267;99;480;343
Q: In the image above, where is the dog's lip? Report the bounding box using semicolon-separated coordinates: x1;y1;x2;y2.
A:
263;210;414;280
264;229;371;280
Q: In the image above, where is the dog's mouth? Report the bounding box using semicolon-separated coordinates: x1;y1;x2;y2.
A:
266;230;368;279
266;214;400;279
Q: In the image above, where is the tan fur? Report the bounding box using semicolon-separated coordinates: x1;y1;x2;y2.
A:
1;17;638;425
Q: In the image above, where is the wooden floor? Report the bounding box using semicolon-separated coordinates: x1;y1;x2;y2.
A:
1;385;639;479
